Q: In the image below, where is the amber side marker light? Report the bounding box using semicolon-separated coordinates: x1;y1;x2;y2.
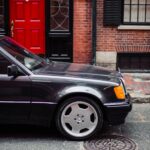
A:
114;86;125;100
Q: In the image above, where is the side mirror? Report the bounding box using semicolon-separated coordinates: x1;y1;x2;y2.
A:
7;64;18;76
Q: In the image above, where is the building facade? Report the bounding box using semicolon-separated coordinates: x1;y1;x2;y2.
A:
0;0;150;70
98;0;150;70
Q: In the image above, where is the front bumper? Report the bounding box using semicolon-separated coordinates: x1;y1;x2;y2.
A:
104;94;132;125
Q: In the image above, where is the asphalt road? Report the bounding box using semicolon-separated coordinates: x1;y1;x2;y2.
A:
0;104;149;150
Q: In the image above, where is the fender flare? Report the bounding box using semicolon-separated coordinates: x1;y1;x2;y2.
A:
56;86;104;104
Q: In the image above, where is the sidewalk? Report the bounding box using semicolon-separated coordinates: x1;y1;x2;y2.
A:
123;73;150;103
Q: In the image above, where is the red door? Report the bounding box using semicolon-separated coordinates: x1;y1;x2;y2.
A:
10;0;45;54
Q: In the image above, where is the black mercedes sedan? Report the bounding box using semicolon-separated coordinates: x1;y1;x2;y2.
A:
0;37;132;140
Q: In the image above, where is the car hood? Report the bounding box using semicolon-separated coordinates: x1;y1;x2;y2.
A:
33;62;122;83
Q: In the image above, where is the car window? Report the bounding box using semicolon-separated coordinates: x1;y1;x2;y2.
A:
0;53;11;74
0;38;47;71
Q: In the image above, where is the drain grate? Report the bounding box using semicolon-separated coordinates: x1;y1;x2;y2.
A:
84;135;137;150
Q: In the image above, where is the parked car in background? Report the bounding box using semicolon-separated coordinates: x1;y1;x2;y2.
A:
0;37;132;140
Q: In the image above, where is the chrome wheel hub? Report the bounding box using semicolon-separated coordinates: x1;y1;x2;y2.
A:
75;114;84;123
61;101;98;138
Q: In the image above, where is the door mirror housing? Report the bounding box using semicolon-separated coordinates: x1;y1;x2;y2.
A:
7;64;18;76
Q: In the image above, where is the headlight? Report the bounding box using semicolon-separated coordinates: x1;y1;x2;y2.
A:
114;86;125;100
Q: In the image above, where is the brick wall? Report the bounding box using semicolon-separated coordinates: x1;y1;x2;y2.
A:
73;0;92;64
97;0;150;53
73;0;150;65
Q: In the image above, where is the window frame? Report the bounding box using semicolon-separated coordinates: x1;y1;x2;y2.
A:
0;51;12;75
0;0;9;36
0;46;33;76
45;0;73;62
123;0;150;25
49;0;73;34
50;0;70;32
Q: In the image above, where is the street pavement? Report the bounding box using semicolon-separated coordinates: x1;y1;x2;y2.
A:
0;103;149;150
124;73;150;103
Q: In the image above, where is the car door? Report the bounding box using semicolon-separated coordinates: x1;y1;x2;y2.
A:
0;52;31;123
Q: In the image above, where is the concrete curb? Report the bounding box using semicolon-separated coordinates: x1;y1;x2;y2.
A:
131;97;150;103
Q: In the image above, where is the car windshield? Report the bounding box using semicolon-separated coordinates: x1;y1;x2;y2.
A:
0;38;47;71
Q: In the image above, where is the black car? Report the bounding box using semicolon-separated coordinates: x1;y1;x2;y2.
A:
0;37;132;140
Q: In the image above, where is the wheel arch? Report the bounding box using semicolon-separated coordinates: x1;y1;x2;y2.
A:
54;92;106;121
53;92;106;139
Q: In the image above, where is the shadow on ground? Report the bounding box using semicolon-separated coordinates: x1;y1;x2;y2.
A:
0;125;64;140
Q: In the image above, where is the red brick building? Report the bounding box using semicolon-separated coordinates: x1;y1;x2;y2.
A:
0;0;150;70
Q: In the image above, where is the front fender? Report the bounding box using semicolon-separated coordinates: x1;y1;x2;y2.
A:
56;86;104;103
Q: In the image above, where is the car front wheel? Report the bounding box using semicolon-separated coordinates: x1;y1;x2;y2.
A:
56;96;103;140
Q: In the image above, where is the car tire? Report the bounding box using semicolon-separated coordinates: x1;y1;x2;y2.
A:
56;96;103;140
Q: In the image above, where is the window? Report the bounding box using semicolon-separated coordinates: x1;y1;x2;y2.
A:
0;53;11;74
0;38;47;71
0;0;4;30
124;0;150;24
48;0;73;62
118;53;150;69
103;0;122;26
50;0;69;31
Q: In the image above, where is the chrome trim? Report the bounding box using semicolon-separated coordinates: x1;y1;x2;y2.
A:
0;101;57;105
0;101;30;104
32;102;57;105
104;102;129;107
120;78;127;94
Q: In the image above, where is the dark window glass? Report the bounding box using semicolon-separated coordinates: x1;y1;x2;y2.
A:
124;0;150;24
0;53;11;74
118;53;150;69
0;0;4;29
0;38;47;71
50;0;69;31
